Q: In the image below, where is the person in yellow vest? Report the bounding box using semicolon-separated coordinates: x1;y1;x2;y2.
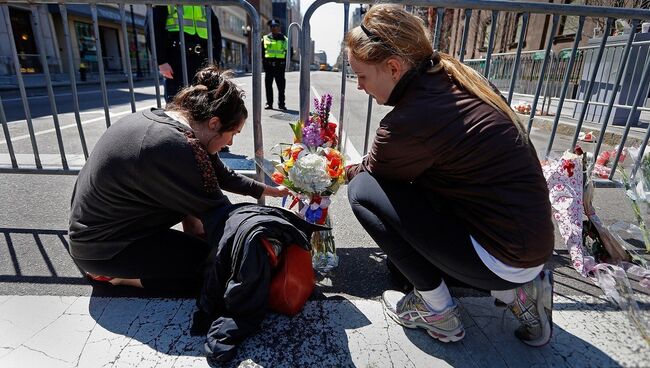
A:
152;5;222;102
262;19;288;110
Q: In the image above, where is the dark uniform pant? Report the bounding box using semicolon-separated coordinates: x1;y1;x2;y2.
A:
264;60;286;107
165;42;209;102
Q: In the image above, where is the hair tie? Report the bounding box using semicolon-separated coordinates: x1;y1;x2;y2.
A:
417;51;443;74
431;50;441;65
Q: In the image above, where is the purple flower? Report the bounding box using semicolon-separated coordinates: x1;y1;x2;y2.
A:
302;118;323;147
324;94;332;124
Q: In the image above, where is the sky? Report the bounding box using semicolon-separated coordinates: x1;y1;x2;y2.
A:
298;1;350;64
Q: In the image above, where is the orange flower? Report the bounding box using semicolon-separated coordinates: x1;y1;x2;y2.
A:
326;152;343;178
290;146;303;160
272;171;285;184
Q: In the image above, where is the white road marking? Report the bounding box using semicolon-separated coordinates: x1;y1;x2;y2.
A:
0;106;155;145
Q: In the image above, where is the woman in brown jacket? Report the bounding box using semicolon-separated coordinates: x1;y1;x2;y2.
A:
345;5;554;346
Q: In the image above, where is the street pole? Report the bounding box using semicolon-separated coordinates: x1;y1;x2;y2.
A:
130;5;142;77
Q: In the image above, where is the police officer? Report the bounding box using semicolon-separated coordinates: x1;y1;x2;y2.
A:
152;5;222;102
262;19;288;110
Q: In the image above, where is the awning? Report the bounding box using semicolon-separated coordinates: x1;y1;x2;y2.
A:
48;4;146;28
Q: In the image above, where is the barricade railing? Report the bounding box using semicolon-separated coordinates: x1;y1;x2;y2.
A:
0;0;264;187
466;39;650;122
300;0;650;185
286;22;301;72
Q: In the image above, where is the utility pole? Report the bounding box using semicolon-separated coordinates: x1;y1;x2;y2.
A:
130;5;142;77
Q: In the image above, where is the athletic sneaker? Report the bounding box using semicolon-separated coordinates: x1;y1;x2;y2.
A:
508;270;554;347
382;289;465;343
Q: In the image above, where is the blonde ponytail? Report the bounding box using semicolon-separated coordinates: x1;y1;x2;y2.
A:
438;53;528;141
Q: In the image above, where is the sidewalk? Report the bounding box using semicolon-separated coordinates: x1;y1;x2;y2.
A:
0;71;648;367
1;294;647;367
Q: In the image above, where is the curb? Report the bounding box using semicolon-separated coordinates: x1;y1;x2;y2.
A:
522;113;648;148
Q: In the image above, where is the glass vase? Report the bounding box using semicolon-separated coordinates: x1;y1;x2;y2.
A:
310;213;338;274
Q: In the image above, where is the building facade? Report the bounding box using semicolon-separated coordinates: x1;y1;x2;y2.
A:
0;4;149;82
272;0;301;69
213;5;248;71
0;3;260;85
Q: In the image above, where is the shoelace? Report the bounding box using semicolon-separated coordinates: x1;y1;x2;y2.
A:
511;298;540;327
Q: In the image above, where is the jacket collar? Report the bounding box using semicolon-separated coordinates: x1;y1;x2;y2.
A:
144;108;194;133
384;68;419;107
385;57;441;107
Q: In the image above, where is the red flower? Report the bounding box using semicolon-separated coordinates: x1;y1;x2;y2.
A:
562;159;575;177
272;171;285;184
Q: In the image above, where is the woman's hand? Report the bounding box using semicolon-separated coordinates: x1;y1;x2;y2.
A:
182;215;206;240
158;63;174;79
263;184;291;198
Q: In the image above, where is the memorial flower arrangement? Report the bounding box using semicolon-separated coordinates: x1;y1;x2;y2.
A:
542;146;650;344
271;93;345;272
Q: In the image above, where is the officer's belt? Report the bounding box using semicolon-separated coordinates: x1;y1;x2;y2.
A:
170;41;206;55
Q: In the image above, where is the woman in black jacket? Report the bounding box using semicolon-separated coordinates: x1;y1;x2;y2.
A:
345;5;554;347
69;65;288;294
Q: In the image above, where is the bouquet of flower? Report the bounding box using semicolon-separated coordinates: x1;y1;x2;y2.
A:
543;147;650;344
271;93;345;273
592;146;628;179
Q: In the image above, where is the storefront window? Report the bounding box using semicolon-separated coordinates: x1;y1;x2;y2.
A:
9;7;41;73
127;30;150;73
75;21;98;69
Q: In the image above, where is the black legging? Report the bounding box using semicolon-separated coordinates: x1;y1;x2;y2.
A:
74;229;210;294
348;172;523;292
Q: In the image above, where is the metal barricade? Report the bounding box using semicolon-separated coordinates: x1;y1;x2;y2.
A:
0;0;264;187
300;0;650;185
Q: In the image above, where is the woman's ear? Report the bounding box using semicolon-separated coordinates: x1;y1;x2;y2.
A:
208;117;221;131
386;58;405;81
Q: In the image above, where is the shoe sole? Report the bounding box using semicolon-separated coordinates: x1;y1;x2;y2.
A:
524;270;554;347
382;299;465;343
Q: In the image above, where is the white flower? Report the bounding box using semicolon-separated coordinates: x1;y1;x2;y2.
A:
289;153;332;193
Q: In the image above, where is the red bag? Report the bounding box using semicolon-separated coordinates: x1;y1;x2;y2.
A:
261;238;315;316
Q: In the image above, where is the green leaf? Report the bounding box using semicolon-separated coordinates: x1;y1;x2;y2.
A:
289;121;303;142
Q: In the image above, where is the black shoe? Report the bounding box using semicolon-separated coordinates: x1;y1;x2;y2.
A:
279;104;287;110
265;103;273;110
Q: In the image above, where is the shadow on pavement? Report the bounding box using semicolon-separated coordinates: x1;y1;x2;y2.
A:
0;227;86;286
402;302;623;367
225;296;367;368
85;291;368;367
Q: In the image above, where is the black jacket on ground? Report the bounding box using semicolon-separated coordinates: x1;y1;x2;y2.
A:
192;203;324;362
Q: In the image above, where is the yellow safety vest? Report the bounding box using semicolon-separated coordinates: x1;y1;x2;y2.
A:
166;5;208;39
263;34;287;59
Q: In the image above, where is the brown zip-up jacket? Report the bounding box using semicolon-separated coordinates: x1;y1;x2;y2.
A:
346;70;554;268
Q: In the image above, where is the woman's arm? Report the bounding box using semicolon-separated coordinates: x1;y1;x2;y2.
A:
346;123;434;182
210;155;290;198
262;184;291;197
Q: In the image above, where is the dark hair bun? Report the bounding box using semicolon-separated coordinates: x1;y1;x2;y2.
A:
192;65;233;91
168;64;248;133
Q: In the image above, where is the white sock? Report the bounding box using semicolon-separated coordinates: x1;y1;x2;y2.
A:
491;289;516;305
417;280;454;313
